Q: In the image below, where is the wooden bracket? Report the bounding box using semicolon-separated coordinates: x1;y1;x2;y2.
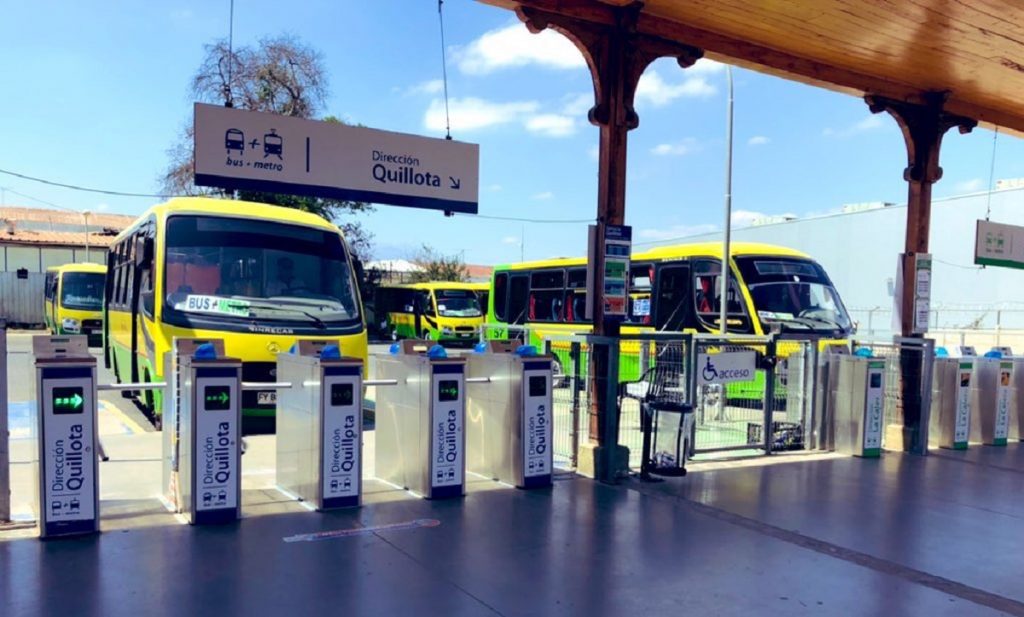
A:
866;92;977;184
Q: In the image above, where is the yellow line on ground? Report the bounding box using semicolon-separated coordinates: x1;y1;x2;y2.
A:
100;400;149;435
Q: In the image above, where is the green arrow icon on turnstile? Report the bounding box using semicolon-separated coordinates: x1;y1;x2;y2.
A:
69;392;83;409
207;391;229;404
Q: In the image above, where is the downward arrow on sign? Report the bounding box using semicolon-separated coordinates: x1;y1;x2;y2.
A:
449;177;460;190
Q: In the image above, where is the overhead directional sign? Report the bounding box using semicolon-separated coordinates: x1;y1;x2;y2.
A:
194;103;479;213
975;219;1024;269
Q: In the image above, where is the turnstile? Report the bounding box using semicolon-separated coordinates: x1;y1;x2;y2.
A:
969;354;1013;446
33;335;99;538
930;357;973;450
177;344;242;524
465;341;553;488
276;340;363;510
375;340;466;499
831;354;885;457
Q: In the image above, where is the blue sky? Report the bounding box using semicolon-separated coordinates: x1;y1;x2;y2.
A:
3;0;1024;265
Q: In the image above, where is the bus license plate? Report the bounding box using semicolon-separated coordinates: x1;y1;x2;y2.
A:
257;391;276;405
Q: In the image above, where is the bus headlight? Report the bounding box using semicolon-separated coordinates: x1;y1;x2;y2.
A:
62;318;81;333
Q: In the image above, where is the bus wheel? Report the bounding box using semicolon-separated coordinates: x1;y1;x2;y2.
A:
391;328;399;341
421;330;432;341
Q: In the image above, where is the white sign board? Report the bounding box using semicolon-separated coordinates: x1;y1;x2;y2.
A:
195;377;240;512
522;366;553;479
954;363;972;448
863;361;885;454
697;351;757;385
41;377;97;532
995;361;1012;444
194;103;479;213
321;373;361;506
913;254;932;334
431;372;464;490
975;219;1024;269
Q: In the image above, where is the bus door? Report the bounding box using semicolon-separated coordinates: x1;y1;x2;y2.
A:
653;262;692;331
508;274;529;341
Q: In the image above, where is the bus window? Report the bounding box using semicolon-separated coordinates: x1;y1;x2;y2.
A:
692;259;751;332
508;275;529;324
418;291;435;317
628;263;653;325
654;263;690;331
493;273;508;321
564;268;589;323
529;270;564;322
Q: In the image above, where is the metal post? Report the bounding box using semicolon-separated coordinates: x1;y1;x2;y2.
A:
687;334;698;457
720;65;734;336
600;338;621;477
0;322;9;522
570;341;582;468
82;211;91;262
639;339;650;376
914;338;935;456
763;336;777;454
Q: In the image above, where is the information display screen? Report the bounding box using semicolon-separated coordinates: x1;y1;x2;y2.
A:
331;383;354;406
204;385;231;411
528;375;547;397
53;386;85;415
438;380;459;402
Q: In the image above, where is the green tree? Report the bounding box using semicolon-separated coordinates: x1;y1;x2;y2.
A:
409;245;468;283
160;35;373;258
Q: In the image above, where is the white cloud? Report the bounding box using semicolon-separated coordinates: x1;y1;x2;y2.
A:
94;203;110;212
823;114;884;138
424;96;579;138
954;178;984;193
487;184;503;192
636;70;716;107
587;145;599;161
638;223;717;241
531;191;554;201
501;236;520;245
688;58;725;74
748;135;770;146
454;23;585;75
651;138;699;156
561;93;592;116
525;114;576;137
405;79;444;96
424;97;538;132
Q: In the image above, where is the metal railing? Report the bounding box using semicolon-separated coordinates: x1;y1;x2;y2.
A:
1;323;9;523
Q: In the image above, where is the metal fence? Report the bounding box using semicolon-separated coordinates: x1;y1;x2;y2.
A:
0;272;45;326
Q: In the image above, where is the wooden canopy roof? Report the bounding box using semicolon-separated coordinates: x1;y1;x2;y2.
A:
481;0;1024;133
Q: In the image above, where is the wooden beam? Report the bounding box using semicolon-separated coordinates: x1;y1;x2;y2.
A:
480;0;1024;136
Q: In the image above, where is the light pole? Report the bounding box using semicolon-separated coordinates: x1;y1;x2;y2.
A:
82;210;91;262
720;65;734;335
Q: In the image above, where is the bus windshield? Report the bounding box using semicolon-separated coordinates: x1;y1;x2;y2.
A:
734;256;852;334
61;272;104;311
435;289;482;317
164;215;360;325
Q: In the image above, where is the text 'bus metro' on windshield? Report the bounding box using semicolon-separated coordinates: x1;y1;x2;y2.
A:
164;215;360;334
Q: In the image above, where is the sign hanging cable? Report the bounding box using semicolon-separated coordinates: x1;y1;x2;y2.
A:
225;0;235;108
438;0;452;140
985;127;998;220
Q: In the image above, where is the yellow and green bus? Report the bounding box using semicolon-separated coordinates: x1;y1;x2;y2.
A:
375;282;485;345
103;197;367;424
485;242;852;381
44;263;107;346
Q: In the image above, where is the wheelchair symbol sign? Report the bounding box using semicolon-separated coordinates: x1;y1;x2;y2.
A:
697;351;756;385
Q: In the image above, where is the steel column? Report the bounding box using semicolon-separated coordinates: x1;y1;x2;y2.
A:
0;322;9;522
